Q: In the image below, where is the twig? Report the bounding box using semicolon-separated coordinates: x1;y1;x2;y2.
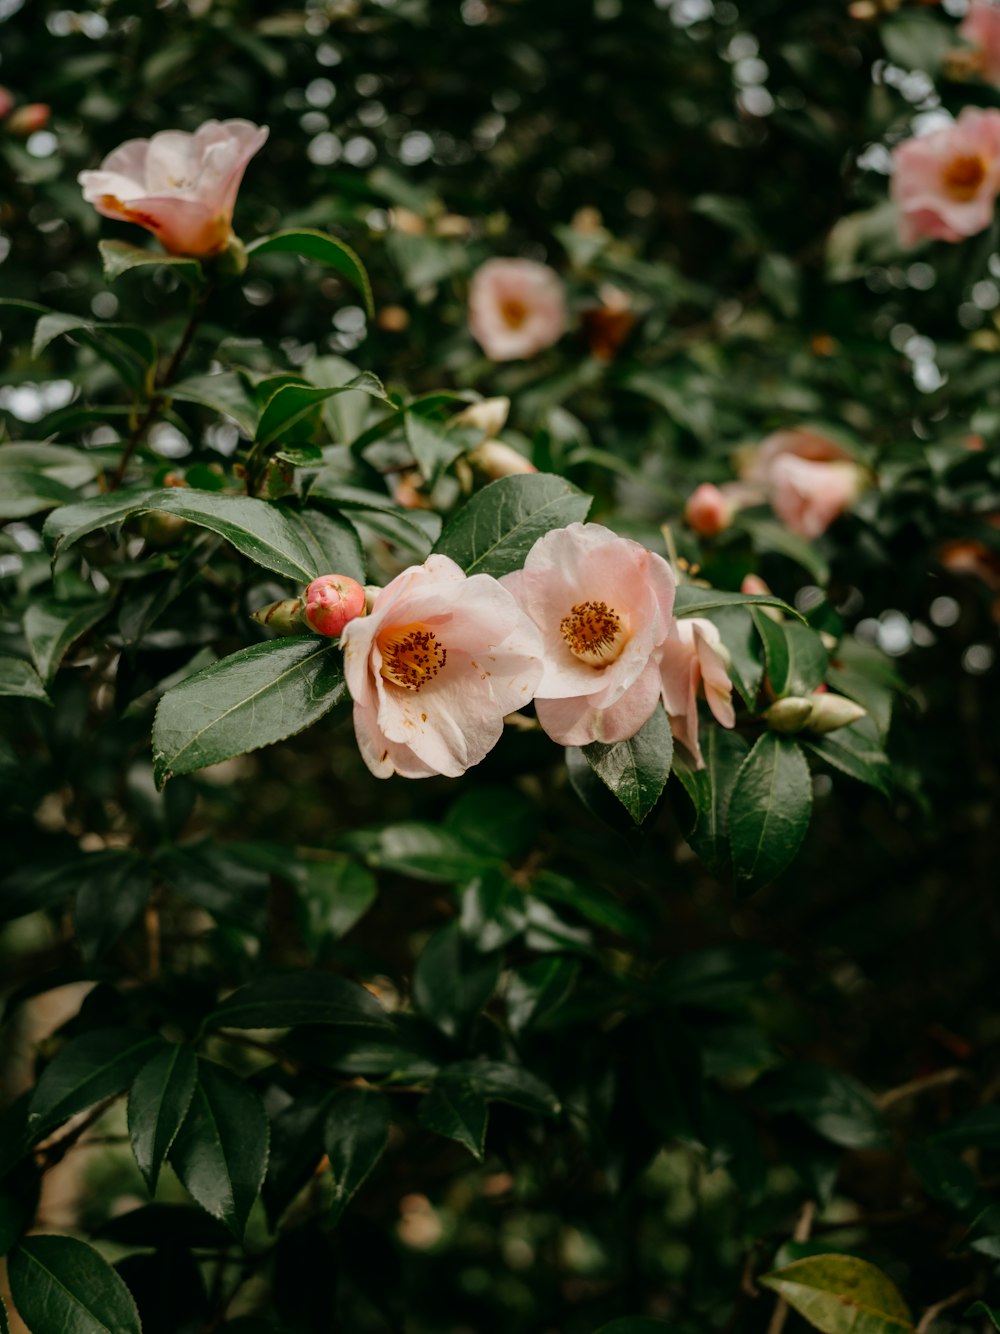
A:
915;1282;980;1333
766;1200;817;1334
877;1067;970;1111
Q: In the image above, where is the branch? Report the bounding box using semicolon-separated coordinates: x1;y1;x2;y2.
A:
766;1200;817;1334
915;1283;981;1333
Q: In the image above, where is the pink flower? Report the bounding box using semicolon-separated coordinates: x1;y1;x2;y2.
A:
890;107;1000;245
304;574;367;638
961;0;1000;86
659;618;735;768
500;523;676;747
78;119;268;258
740;427;863;539
468;258;566;361
685;483;734;537
341;554;543;779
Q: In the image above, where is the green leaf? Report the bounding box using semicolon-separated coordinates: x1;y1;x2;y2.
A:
674;585;800;620
417;1076;489;1160
506;958;579;1033
292;858;377;951
345;821;494;883
8;1234;142;1334
966;1302;1000;1330
580;705;672;825
308;480;441;559
443;1059;561;1117
152;638;346;787
74;855;152;963
412;922;501;1039
169;1061;269;1238
0;851;131;927
0;469;78;520
0;655;50;705
757;252;801;319
433;473;592;577
880;10;953;75
758;1254;913;1334
256;376;387;448
128;1043;198;1194
324;1089;391;1225
247;229;373;317
205;971;392;1033
708;606;763;710
756;1064;888;1149
170;372;258;437
671;728;749;876
728;734;812;890
405;411;466;483
287;507;366;585
803;724;891;796
45;488;326;582
99;238;203;285
23;597;111;684
752;612;828;698
28;1029;163;1140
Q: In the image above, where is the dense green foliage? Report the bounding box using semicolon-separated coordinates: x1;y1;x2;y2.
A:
2;2;1000;1333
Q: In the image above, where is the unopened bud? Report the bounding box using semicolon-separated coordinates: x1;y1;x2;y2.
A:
685;483;733;538
6;103;50;136
468;439;536;480
765;696;815;733
304;574;366;638
215;234;248;277
251;597;308;635
805;693;867;734
452;397;510;441
742;572;783;621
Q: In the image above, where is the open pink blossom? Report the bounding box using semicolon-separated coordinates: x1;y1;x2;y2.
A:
659;618;735;768
341;554;542;779
78;119;268;258
468;258;566;361
500;523;676;747
890;107;1000;245
961;1;1000;86
740;427;863;539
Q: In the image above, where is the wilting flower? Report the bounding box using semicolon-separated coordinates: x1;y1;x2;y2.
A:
659;617;735;768
78;119;268;258
304;574;367;638
500;523;676;747
468;258;566;361
740;427;864;539
685;483;734;537
341;554;543;779
890;107;1000;245
961;0;1000;86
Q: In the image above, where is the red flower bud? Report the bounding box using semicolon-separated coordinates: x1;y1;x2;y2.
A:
685;483;733;537
304;574;367;638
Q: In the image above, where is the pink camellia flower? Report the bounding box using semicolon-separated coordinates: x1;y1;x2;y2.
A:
468;258;566;361
341;554;543;779
961;0;1000;86
659;617;735;768
78;119;268;258
685;483;734;537
500;523;676;747
740;427;864;539
304;574;367;638
890;107;1000;245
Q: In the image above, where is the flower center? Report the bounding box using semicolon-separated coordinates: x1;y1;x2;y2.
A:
942;154;987;201
560;600;627;666
500;297;529;330
379;622;448;691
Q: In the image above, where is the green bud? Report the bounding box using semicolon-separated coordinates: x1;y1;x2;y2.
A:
805;694;867;734
250;597;308;635
765;696;814;733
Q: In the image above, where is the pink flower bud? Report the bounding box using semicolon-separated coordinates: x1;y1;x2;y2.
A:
7;102;50;136
740;574;771;597
304;574;366;638
685;483;733;537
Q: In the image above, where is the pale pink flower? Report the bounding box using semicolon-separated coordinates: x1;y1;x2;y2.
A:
659;617;735;769
890;107;1000;245
468;439;537;479
500;523;676;747
740;427;863;539
304;574;367;638
341;554;542;779
78;119;268;258
685;483;734;537
961;0;1000;85
468;258;566;361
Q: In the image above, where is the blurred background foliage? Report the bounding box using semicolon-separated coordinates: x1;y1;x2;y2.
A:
3;1;1000;1332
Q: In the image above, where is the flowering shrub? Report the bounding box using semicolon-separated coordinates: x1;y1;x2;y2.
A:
1;3;999;1334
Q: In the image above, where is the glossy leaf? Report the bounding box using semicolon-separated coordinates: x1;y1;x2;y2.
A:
151;638;346;786
324;1089;392;1225
99;238;203;285
672;728;750;876
412;922;501;1039
0;655;50;704
758;1254;914;1334
417;1075;489;1160
23;597;111;684
169;1061;269;1238
28;1029;163;1140
803;724;891;796
674;585;800;620
728;734;812;891
580;705;672;825
128;1043;198;1193
170;372;258;437
205;970;393;1032
8;1234;142;1334
247;228;373;316
753;611;828;698
256;376;387;448
73;855;152;963
287;507;366;585
433;473;592;577
0;469;78;520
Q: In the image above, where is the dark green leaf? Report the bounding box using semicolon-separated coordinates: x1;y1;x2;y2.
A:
708;606;762;710
0;655;50;705
803;724;891;796
94;1204;232;1250
755;1064;888;1149
28;1029;163;1140
345;821;494;883
432;473;592;577
674;585;800;620
417;1076;488;1160
0;469;78;520
966;1302;1000;1329
671;728;749;876
412;922;501;1039
728;734;812;890
308;480;441;558
128;1043;198;1193
292;858;378;951
443;1059;561;1117
256;377;387;448
506;958;580;1033
287;507;366;585
23;598;111;684
170;372;257;437
752;612;828;698
73;856;152;963
580;705;672;825
405;411;465;483
99;238;203;285
247;228;373;316
151;638;346;786
169;1061;269;1238
205;971;392;1033
8;1234;142;1334
324;1089;391;1224
758;1254;913;1334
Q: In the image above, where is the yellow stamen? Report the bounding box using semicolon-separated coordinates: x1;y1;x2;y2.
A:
379;623;447;691
560;600;627;666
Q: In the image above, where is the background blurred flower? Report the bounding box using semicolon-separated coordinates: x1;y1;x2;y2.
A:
468;258;567;361
890;106;1000;244
960;0;1000;85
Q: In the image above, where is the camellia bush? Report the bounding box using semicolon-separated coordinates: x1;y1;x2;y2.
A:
2;1;1000;1332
